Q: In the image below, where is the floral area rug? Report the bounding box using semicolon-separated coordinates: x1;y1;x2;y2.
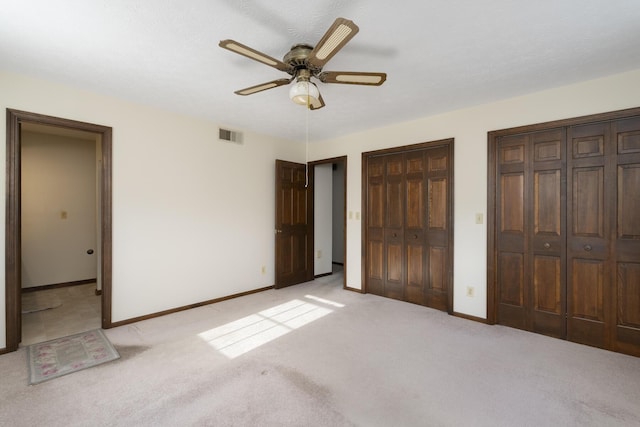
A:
27;329;120;385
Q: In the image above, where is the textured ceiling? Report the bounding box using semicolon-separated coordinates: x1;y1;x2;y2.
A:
2;1;640;142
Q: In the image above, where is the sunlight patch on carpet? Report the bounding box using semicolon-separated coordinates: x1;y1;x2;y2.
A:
198;295;344;359
27;329;120;385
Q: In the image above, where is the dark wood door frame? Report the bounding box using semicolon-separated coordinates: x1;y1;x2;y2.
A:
308;156;348;290
362;139;455;312
486;106;640;325
5;109;113;353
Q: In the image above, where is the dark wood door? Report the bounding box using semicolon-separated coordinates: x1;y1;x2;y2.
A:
494;112;640;357
275;160;312;288
496;129;566;338
364;142;453;312
566;122;610;348
611;116;640;356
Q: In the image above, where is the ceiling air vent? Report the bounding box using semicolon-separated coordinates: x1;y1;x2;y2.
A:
219;127;243;144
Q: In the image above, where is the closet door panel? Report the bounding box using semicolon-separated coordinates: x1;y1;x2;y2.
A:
567;123;609;349
531;130;566;338
366;156;385;296
612;117;640;355
405;152;426;304
425;147;450;311
496;135;528;328
384;154;405;300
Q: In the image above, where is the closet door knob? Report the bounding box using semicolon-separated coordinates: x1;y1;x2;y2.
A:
414;234;418;239
543;243;550;249
584;244;592;252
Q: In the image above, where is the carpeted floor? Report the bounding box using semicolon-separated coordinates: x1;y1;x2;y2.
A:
1;272;640;426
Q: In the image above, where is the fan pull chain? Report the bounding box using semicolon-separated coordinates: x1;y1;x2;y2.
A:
305;91;310;188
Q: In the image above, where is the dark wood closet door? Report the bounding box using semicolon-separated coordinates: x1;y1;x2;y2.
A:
424;147;450;311
611;116;640;356
496;133;529;330
384;153;406;300
493;110;640;357
275;160;311;288
366;156;385;296
496;129;566;338
566;122;610;348
530;130;566;338
404;151;426;305
364;142;452;312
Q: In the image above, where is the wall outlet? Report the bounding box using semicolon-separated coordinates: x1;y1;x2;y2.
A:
475;213;483;224
466;286;475;297
261;265;266;275
317;250;322;259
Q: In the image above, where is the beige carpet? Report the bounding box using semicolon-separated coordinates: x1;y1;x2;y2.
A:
2;272;640;426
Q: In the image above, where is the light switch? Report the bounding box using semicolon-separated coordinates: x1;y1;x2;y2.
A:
349;211;353;219
356;212;360;220
475;213;483;224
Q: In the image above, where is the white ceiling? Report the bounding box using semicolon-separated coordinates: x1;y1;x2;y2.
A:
2;1;640;142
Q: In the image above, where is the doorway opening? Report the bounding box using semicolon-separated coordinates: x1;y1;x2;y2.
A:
309;156;347;289
5;109;113;353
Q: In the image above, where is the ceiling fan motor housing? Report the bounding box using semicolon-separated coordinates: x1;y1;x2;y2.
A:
284;44;322;77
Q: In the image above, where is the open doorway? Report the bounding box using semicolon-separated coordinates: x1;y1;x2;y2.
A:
310;156;347;287
20;123;100;345
5;109;112;353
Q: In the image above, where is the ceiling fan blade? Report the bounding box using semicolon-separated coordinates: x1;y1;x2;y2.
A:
234;78;292;96
307;18;359;69
309;93;325;110
219;39;292;73
319;71;387;86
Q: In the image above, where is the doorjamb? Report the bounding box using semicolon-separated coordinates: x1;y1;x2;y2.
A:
5;109;113;353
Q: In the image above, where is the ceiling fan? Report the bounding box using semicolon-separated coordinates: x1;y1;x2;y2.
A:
219;17;387;110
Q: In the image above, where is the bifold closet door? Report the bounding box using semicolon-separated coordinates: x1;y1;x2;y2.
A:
567;117;640;355
365;146;451;311
496;114;640;356
612;116;640;356
496;129;566;338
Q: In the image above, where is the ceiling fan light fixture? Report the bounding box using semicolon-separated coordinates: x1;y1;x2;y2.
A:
289;81;320;106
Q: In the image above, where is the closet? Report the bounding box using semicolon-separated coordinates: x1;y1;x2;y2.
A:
489;109;640;356
363;140;453;312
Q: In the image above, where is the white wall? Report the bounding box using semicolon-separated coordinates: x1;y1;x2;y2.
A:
21;131;97;288
309;68;640;319
0;71;304;349
314;164;333;275
2;68;639;349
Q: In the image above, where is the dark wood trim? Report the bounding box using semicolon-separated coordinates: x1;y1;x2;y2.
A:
5;110;20;352
361;138;455;313
308;156;348;289
109;285;274;328
95;289;103;296
5;109;113;353
314;272;333;279
486;128;498;325
453;311;487;324
21;279;97;293
488;106;640;138
0;347;10;355
486;106;640;328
